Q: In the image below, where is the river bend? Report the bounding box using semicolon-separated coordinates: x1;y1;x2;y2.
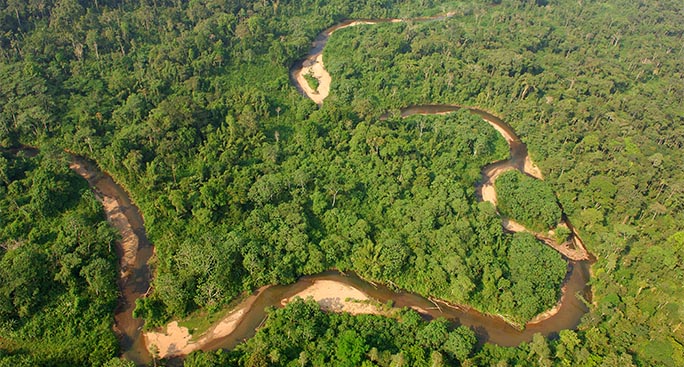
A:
5;12;595;364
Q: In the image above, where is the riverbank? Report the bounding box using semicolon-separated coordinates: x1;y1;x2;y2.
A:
66;155;154;365
292;20;382;105
144;304;251;358
69;161;139;278
394;106;590;262
291;14;457;105
144;280;388;358
281;280;386;315
64;138;585;359
34;11;591;363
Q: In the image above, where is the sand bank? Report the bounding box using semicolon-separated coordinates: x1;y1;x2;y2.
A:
145;280;384;358
282;279;383;315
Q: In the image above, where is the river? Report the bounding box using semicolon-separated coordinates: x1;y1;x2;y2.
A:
16;108;590;363
67;156;155;365
5;12;594;366
61;102;591;362
111;12;589;363
203;264;590;350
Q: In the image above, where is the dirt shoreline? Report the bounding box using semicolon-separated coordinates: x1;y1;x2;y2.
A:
144;305;251;358
281;280;384;315
291;15;455;105
144;280;386;358
143;286;264;359
397;106;590;262
70;161;139;277
292;20;381;105
65;154;154;365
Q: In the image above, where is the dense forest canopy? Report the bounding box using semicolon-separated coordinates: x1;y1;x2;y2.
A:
0;150;119;366
495;170;562;232
0;0;683;366
323;8;684;363
184;298;480;367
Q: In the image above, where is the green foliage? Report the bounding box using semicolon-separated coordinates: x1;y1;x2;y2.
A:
444;326;477;361
320;3;684;363
0;151;118;365
495;170;562;232
102;358;137;367
0;0;682;366
184;349;239;367
335;330;368;367
303;71;320;91
554;226;572;244
219;298;477;367
506;233;566;322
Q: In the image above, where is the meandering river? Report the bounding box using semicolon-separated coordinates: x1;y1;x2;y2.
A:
67;156;154;365
66;105;591;362
4;12;594;365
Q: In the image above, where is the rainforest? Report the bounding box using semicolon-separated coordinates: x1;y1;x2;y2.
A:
0;1;683;366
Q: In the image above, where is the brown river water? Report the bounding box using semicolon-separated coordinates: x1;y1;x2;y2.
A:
7;104;591;365
199;105;592;353
67;156;154;364
65;101;590;364
4;13;592;365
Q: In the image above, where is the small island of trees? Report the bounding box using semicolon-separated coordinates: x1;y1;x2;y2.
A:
495;170;562;232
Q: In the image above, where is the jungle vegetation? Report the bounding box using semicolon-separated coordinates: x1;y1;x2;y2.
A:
495;170;562;232
0;0;683;366
0;150;119;366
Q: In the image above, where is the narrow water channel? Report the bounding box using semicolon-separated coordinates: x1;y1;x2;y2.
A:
1;13;595;365
55;105;591;363
204;264;589;351
9;104;591;363
68;156;154;366
64;102;591;360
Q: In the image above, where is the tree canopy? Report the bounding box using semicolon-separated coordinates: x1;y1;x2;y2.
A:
495;170;562;232
0;150;119;366
0;0;683;366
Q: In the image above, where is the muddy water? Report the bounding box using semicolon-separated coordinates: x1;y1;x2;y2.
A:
204;263;589;351
200;105;593;348
142;25;589;363
25;14;592;363
62;115;589;361
1;149;154;364
72;102;590;359
2;12;593;364
68;156;154;366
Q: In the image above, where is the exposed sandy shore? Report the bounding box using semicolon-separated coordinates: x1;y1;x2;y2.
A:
281;280;383;315
139;10;591;358
483;118;516;145
69;161;138;277
145;280;384;358
502;213;589;261
102;197;139;277
292;14;457;105
478;159;540;208
501;218;527;233
144;321;193;357
502;218;590;261
480;165;514;206
293;20;380;105
524;156;544;179
527;294;564;325
144;302;250;358
294;53;331;105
